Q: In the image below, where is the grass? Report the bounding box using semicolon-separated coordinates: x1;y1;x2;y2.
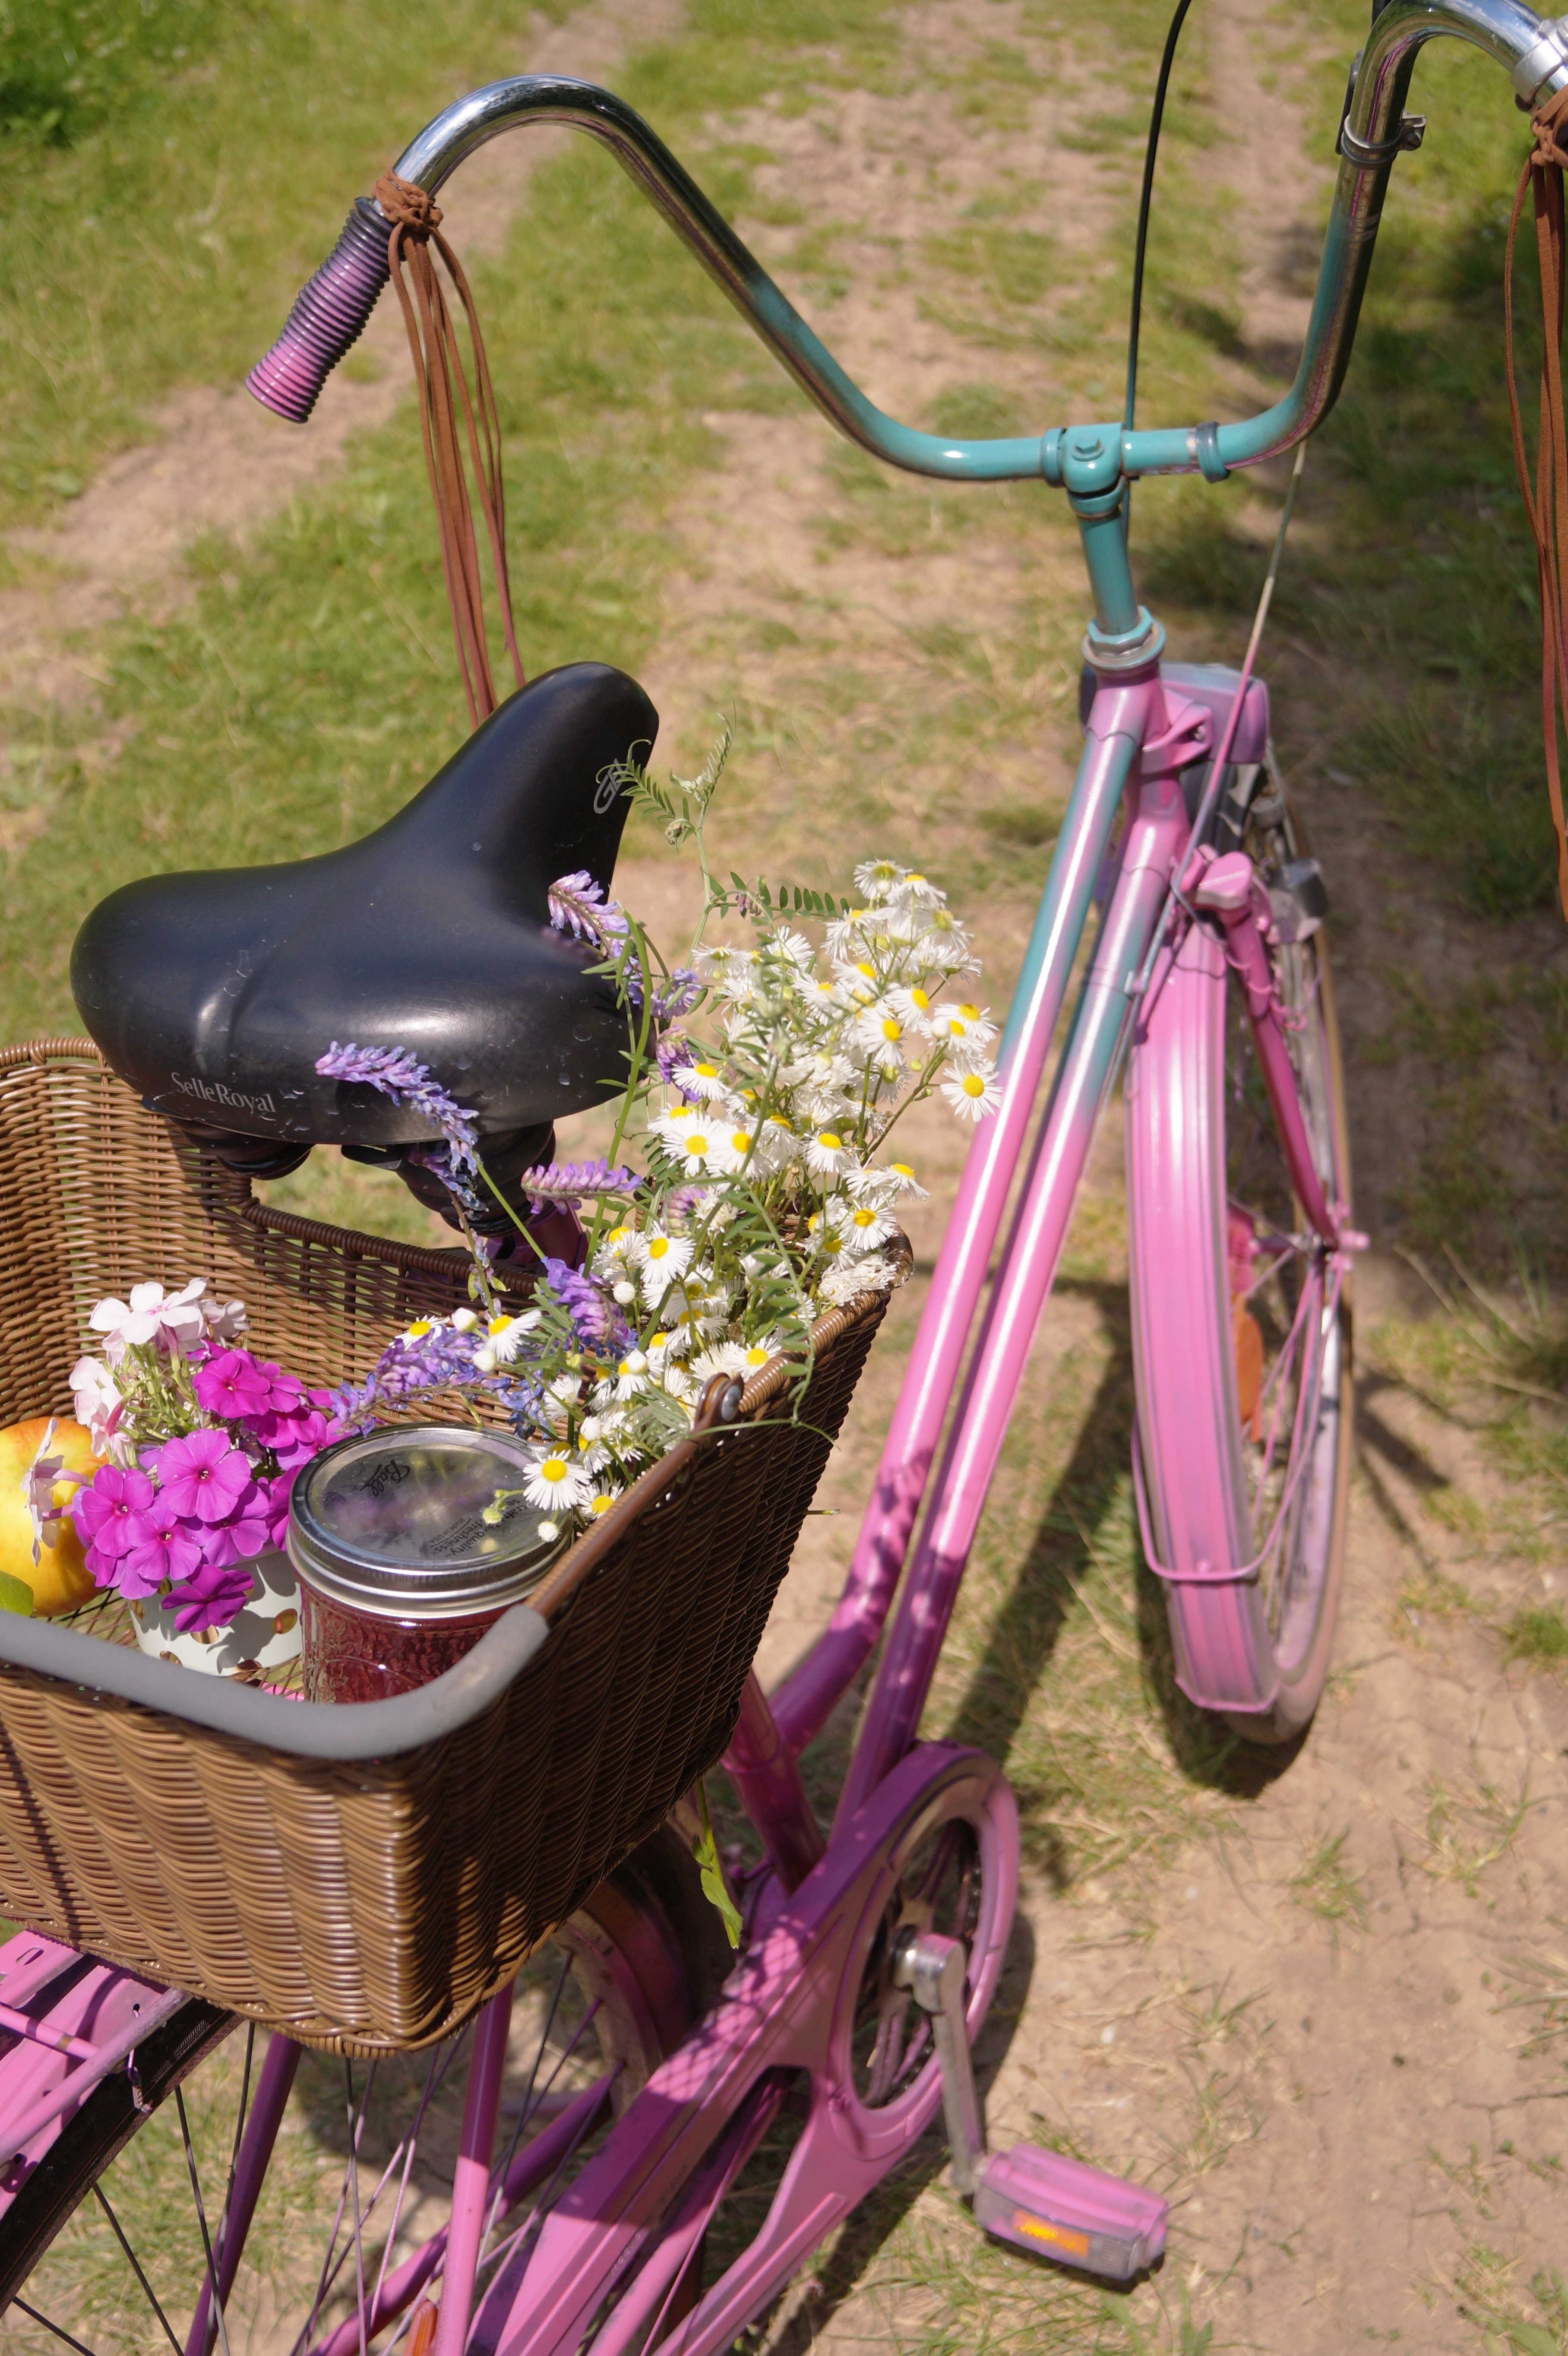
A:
1288;1825;1372;1948
1420;1759;1533;1898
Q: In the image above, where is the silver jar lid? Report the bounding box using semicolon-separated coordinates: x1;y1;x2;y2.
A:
288;1425;568;1620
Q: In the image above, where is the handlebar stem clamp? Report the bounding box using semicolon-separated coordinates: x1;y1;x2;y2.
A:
1339;111;1426;167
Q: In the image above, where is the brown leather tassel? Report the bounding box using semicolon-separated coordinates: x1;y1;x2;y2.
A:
1505;84;1568;920
374;170;526;730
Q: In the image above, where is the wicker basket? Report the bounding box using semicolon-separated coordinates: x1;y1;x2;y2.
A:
0;1042;890;2053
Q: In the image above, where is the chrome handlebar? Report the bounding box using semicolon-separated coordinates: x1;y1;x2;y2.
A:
247;0;1568;490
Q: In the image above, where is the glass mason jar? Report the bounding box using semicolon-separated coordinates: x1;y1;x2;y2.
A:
288;1425;568;1702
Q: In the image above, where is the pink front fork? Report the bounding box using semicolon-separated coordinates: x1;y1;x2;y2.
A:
1189;850;1339;1243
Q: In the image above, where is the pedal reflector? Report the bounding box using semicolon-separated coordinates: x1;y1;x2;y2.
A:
974;2144;1168;2282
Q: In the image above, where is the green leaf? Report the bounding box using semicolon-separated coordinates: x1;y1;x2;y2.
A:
0;1570;34;1617
1505;2328;1560;2356
692;1778;742;1949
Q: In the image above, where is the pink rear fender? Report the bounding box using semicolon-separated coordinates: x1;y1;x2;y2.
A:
1125;919;1278;1713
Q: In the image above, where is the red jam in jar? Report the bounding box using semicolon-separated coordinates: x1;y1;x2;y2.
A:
288;1425;567;1702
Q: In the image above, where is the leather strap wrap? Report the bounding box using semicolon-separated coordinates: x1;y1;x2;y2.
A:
375;170;526;729
1505;85;1568;919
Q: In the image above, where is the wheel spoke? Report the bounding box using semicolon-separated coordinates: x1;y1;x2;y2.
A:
176;2084;234;2356
91;2184;183;2356
9;2295;104;2356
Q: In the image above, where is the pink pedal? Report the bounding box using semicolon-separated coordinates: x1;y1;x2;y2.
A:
973;2143;1167;2282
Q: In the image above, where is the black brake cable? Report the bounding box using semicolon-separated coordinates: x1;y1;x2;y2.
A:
1123;0;1197;534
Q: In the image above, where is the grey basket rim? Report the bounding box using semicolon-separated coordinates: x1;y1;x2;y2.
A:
0;1602;549;1763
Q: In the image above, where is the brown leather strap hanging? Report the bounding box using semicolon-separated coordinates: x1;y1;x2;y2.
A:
1505;84;1568;919
374;171;526;730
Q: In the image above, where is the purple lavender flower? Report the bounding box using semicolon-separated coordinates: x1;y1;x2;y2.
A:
654;968;701;1021
519;1158;640;1214
541;1257;631;1355
316;1041;481;1175
547;870;630;949
656;1035;692;1089
323;1320;484;1432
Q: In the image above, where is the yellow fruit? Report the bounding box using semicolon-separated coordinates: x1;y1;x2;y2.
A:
0;1417;101;1616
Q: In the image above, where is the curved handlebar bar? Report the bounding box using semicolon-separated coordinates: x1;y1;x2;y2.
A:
249;0;1568;489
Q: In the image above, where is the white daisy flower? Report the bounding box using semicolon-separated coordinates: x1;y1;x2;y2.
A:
855;1159;929;1201
941;1066;1002;1121
806;1129;856;1179
648;1105;700;1154
954;999;997;1043
671;1058;729;1100
477;1309;542;1367
819;1251;896;1305
611;1349;651;1400
632;1229;695;1285
854;1002;907;1059
831;1197;895;1253
887;983;936;1031
824;908;871;962
663;1121;727;1179
916;906;973;963
891;870;944;907
854;857;907;902
522;1447;591;1514
586;1484;623;1520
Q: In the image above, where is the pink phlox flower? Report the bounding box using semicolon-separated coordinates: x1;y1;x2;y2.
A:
164;1556;256;1636
69;1355;131;1464
198;1506;272;1569
248;1403;330;1472
262;1469;295;1551
156;1428;255;1525
193;1348;275;1420
202;1296;247;1343
117;1494;203;1598
88;1279;209;1365
19;1420;72;1564
72;1465;155;1562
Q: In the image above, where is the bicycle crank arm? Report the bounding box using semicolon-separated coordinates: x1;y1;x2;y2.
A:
891;1925;1167;2282
478;1744;1017;2356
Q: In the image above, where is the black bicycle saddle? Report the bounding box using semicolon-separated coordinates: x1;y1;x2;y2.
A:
72;662;656;1197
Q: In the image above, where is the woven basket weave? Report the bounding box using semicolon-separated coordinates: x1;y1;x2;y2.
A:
0;1042;889;2053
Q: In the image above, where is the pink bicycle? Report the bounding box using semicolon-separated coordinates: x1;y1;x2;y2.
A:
6;0;1557;2340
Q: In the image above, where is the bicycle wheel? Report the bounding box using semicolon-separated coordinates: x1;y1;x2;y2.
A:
0;1826;726;2354
1125;760;1353;1743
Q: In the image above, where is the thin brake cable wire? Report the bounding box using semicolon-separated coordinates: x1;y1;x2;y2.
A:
1131;435;1310;1015
1124;0;1197;535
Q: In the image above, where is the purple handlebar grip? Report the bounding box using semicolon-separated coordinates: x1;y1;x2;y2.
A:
247;196;391;424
